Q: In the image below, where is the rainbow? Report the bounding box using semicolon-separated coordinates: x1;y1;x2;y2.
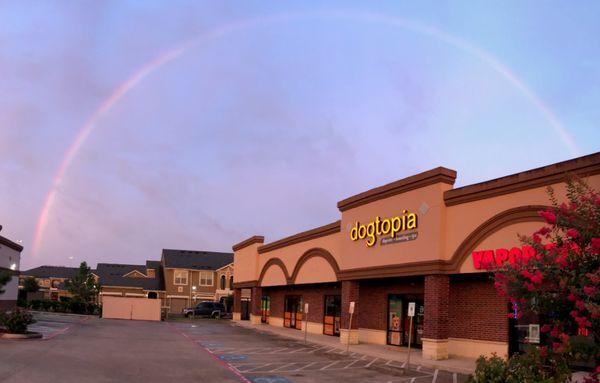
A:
30;11;580;259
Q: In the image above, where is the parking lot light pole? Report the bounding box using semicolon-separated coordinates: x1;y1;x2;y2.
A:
192;286;197;319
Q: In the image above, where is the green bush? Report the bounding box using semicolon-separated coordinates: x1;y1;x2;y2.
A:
469;349;572;383
468;354;507;383
0;309;35;334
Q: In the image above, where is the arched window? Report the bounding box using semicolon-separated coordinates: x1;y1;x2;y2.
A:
220;275;226;290
229;276;234;289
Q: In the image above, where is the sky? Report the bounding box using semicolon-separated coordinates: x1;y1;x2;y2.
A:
1;1;599;270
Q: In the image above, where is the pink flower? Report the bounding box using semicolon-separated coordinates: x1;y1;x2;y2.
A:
592;238;600;254
539;210;557;224
550;326;561;338
540;324;552;333
566;228;579;239
568;293;577;302
576;300;586;310
570;310;579;318
583;286;597;296
536;226;551;236
530;271;543;284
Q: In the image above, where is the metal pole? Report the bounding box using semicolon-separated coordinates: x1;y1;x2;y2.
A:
304;319;308;344
346;312;353;353
406;315;413;370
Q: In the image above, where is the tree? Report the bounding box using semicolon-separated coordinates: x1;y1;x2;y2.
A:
491;178;599;380
0;271;11;295
65;261;99;304
22;277;40;293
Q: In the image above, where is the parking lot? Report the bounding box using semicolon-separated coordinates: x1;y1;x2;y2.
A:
170;319;470;383
0;314;470;383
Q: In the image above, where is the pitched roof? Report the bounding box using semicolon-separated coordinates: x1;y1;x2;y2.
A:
162;249;233;270
99;275;163;290
95;263;147;278
96;261;164;291
21;266;79;279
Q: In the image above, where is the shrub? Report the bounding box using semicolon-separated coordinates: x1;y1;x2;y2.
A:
468;354;507;383
0;309;35;334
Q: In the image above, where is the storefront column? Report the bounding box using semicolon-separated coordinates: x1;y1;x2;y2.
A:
233;288;242;321
340;280;359;345
250;286;262;325
423;275;450;360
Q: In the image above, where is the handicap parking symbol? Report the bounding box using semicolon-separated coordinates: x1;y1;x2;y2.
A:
219;354;247;361
250;377;293;383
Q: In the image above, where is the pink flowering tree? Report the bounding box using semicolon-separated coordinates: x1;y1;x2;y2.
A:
492;178;599;378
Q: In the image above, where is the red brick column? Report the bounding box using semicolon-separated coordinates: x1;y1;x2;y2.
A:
341;280;359;329
340;280;360;344
424;275;449;339
251;287;262;316
233;288;242;316
423;275;450;359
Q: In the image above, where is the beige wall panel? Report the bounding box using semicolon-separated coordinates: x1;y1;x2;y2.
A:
459;221;543;273
448;338;508;359
340;183;449;270
445;174;600;261
294;256;337;284
261;265;288;287
102;296;161;321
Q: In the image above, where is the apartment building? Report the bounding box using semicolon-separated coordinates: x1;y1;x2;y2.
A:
0;230;22;310
162;249;233;314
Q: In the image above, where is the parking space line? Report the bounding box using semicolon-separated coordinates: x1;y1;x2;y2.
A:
268;347;290;354
293;361;318;371
271;362;298;371
320;361;339;370
453;373;458;383
308;345;328;353
244;363;274;373
344;359;360;369
416;365;422;371
288;347;310;353
366;357;379;367
432;369;439;383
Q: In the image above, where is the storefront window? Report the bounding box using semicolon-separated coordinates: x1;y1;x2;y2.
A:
261;296;270;323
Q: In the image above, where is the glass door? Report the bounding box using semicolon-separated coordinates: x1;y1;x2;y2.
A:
402;299;424;348
387;294;403;345
261;296;270;323
323;295;341;336
284;295;302;329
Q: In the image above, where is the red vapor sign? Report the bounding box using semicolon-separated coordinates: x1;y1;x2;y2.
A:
472;245;537;270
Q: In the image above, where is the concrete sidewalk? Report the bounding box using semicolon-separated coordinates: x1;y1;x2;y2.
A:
233;321;477;375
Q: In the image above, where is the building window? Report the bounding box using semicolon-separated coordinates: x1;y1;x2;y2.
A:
220;275;226;290
199;271;213;286
229;276;234;289
174;270;188;285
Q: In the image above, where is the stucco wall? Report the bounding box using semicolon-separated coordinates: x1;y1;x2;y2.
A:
0;244;20;302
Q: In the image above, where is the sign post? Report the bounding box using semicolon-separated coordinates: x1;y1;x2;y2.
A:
346;301;355;353
304;303;309;344
405;302;415;371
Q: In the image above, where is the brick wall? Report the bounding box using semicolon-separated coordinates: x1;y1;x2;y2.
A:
251;287;262;316
262;283;341;323
423;275;449;339
449;276;508;342
358;278;424;330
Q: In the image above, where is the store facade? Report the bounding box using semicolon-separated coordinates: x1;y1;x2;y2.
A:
232;153;600;360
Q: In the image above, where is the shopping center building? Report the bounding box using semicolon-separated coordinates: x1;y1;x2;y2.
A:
232;153;600;360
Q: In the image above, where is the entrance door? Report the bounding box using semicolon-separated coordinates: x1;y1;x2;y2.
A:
403;299;424;348
261;296;270;323
284;295;302;329
387;295;424;347
387;295;404;345
323;295;341;336
241;299;250;320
